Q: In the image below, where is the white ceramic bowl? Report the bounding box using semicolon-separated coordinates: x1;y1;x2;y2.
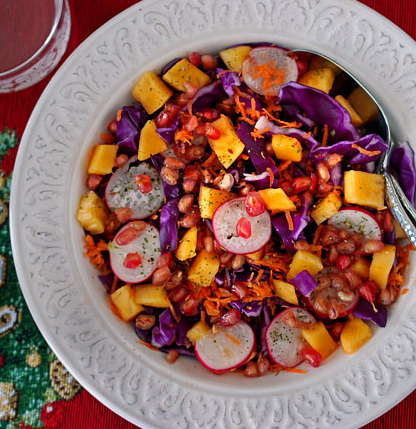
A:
10;0;416;428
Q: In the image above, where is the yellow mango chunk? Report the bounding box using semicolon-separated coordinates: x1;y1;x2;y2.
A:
163;59;211;91
344;170;385;209
310;191;342;225
133;71;173;114
309;55;342;75
335;95;364;128
186;320;211;344
298;68;335;93
369;244;396;289
347;86;379;124
287;250;323;280
350;257;370;280
271;134;303;162
301;321;337;359
219;46;252;72
393;219;407;239
77;191;108;235
175;227;198;261
208;115;245;169
272;279;298;305
133;285;170;308
340;317;373;354
111;285;144;322
198;186;235;219
138;120;168;161
88;144;118;175
187;250;220;286
246;248;265;261
258;188;296;213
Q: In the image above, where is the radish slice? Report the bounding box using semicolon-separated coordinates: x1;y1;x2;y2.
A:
195;321;255;373
328;207;381;240
105;158;164;219
212;197;271;254
242;47;298;96
265;308;316;367
109;222;161;283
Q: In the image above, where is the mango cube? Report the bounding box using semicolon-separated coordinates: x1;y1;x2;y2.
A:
163;59;211;91
298;68;336;93
393;219;407;239
198;186;235;219
88;144;118;175
138;120;168;161
187;250;220;286
350;257;370;280
301;321;337;359
186;320;211;344
246;248;265;261
175;227;198;261
311;191;342;225
347;86;379;124
77;191;108;235
344;170;385;209
309;55;342;75
272;279;298;305
258;188;296;213
287;250;323;280
133;285;170;308
369;244;396;289
111;285;144;322
340;317;373;354
271;134;303;162
219;46;252;72
133;71;173;114
335;95;364;128
208;115;245;169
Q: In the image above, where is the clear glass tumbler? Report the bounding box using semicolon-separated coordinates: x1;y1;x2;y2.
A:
0;0;71;92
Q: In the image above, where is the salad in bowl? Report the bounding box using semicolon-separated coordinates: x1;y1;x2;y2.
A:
76;44;414;376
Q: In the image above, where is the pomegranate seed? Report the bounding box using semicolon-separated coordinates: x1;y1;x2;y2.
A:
292;176;312;194
134;174;153;194
301;345;322;368
220;309;241;327
114;154;129;168
183;81;199;98
123;252;142;269
201;107;219;121
296;60;308;75
256;354;270;376
236;217;251;239
156;111;170;128
180;297;199;316
166;350;180;364
205;124;221;140
231;283;248;299
156;252;172;269
107;120;117;135
114;207;133;223
115;227;139;245
244;191;266;217
86;174;102;190
358;281;378;303
188;51;201;66
184;164;202;181
200;54;218;70
361;239;384;254
243;361;259;377
328;322;344;341
280;181;293;195
309;172;317;191
169;286;188;303
336;255;352;271
316;161;330;182
175;93;189;106
152;266;171;285
184;115;199;132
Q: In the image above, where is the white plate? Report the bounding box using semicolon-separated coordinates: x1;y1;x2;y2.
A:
10;0;416;428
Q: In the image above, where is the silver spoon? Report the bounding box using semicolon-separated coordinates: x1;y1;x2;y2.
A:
296;49;416;247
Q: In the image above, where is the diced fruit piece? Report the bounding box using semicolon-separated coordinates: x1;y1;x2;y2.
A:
347;86;379;124
272;279;299;305
134;174;153;194
311;191;342;225
271;134;303;162
186;320;212;345
212;197;272;254
309;55;342;75
138;120;168;161
246;248;264;261
162;59;211;91
77;191;108;234
133;284;170;308
335;95;364;127
369;244;396;289
207;115;245;169
198;186;235;219
175;227;198;261
328;207;382;240
300;345;322;367
111;285;144;322
258;188;296;213
298;68;335;93
287;250;323;280
236;217;251;238
351;258;370;280
393;219;407;239
219;46;252;72
344;171;385;209
133;71;173;114
266;308;316;367
244;191;266;217
300;321;337;359
187;249;220;286
340;317;373;354
87;144;118;175
195;321;255;373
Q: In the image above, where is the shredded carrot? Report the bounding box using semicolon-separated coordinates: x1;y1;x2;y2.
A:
278;160;292;171
251;126;270;141
284;367;307;374
302;132;312;139
169;299;181;323
138;339;159;351
201;152;217;167
266;167;275;187
401;288;409;295
204;300;220;316
110;276;118;294
224;333;241;346
351;143;381;157
322;124;329;147
254;269;265;284
285;211;294;231
116;109;122;121
174;128;193;144
84;235;110;274
240;153;249;161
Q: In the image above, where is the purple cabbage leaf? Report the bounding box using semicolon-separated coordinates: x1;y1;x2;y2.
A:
390;140;416;205
159;198;179;253
115;104;148;154
288;270;318;297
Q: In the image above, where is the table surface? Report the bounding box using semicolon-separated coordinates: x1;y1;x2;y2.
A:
1;0;415;428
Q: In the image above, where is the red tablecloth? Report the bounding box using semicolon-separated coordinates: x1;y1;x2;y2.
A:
1;0;415;427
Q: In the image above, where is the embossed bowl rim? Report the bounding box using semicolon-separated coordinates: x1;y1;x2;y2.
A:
10;0;416;428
